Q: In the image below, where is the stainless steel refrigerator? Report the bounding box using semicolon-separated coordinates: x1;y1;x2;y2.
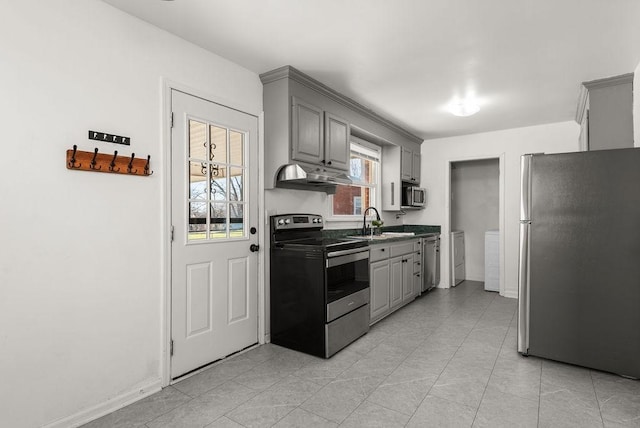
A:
518;148;640;378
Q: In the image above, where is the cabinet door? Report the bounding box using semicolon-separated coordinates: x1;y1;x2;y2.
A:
401;148;412;181
390;257;404;309
324;112;350;171
412;152;421;183
291;97;324;165
402;255;416;302
370;260;390;322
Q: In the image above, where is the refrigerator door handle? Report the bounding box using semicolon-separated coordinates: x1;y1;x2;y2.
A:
518;220;531;355
520;154;532;222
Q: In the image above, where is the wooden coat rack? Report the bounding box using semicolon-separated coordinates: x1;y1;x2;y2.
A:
66;145;152;176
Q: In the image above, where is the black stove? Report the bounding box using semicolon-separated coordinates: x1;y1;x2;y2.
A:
270;214;370;358
271;214;366;252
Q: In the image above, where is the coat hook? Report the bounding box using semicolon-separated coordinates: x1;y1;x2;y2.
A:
109;150;120;172
90;147;102;170
128;153;138;174
144;155;153;176
68;145;81;168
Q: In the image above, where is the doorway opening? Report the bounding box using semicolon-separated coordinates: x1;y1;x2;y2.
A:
445;155;504;294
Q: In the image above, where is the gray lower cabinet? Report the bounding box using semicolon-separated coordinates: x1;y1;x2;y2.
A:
369;239;420;325
390;256;404;310
370;260;391;321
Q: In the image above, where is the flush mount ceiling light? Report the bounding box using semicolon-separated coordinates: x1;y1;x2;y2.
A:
448;99;480;117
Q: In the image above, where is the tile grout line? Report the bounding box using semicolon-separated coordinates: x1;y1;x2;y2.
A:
537;356;543;428
403;284;500;426
468;291;507;427
589;369;606;427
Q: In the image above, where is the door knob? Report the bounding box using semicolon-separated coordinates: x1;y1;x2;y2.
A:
250;244;260;252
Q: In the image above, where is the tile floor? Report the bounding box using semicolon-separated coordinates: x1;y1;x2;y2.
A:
83;281;640;428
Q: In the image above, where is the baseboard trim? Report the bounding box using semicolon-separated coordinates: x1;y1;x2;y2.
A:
503;289;518;299
42;378;162;428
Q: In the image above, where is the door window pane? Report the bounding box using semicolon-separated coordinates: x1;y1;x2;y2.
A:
228;168;244;201
229;203;244;237
210;203;227;239
189;162;207;200
187;119;248;241
230;131;244;165
210;125;227;162
189;202;207;241
189;120;207;161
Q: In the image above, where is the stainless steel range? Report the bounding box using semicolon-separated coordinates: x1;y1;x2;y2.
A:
270;214;370;358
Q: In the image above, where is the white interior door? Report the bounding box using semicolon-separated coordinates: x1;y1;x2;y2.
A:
171;90;258;379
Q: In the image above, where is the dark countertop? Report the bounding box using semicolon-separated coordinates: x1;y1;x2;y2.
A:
323;224;440;245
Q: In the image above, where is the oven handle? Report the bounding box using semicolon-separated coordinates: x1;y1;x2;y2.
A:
327;248;369;267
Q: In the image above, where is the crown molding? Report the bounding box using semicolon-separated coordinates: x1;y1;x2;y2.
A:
260;65;423;144
575;72;634;123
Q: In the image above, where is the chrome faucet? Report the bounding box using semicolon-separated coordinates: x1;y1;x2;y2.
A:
362;206;381;236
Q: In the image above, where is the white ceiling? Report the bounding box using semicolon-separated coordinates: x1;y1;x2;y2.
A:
102;0;640;140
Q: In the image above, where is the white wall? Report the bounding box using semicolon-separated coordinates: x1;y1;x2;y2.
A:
409;121;579;298
451;159;500;281
0;2;262;427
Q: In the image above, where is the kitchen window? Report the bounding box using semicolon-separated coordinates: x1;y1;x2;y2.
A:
329;141;380;218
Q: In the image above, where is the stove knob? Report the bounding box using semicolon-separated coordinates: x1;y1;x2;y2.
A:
311;218;317;223
277;219;285;226
317;218;322;223
284;218;291;224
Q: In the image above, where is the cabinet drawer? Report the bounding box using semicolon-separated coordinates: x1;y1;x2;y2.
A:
390;241;415;257
414;240;421;252
414;259;421;274
369;245;390;262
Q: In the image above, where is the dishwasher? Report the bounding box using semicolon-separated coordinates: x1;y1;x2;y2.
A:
422;234;441;292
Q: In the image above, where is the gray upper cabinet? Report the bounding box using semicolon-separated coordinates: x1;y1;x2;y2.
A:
260;66;423;190
291;97;350;171
576;73;634;151
324;112;351;170
412;151;421;184
401;148;412;181
291;97;324;165
401;148;421;184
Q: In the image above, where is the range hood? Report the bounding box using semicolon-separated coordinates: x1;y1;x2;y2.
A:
275;164;352;194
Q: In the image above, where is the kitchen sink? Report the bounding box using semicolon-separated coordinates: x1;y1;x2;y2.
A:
344;235;389;240
381;232;415;237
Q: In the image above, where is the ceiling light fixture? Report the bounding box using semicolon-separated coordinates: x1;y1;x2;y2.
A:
449;99;480;117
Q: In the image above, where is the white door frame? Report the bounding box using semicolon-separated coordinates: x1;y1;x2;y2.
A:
443;153;505;295
160;80;266;387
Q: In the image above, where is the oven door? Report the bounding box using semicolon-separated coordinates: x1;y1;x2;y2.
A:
326;248;370;305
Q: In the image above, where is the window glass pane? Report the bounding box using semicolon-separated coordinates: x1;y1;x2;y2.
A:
209;125;227;162
189;120;207;161
229;203;245;238
228;168;244;201
350;155;377;185
189;202;207;241
333;185;373;216
229;131;244;166
189;162;208;200
210;203;227;239
210;168;227;201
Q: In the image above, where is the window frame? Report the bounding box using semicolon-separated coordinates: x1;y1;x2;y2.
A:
327;139;381;222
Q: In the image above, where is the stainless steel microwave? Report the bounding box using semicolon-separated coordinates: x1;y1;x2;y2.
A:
402;186;426;208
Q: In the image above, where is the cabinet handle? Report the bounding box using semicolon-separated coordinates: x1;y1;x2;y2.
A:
391;182;395;205
327;161;332;165
381;248;385;252
321;159;326;164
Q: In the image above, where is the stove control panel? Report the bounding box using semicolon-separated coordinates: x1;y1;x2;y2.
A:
272;214;323;230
